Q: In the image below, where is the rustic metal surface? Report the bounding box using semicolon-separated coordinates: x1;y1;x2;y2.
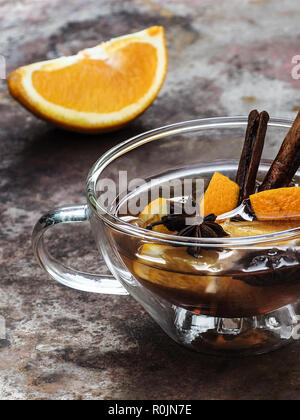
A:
1;0;300;400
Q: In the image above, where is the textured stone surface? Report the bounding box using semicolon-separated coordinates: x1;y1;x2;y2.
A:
1;0;300;400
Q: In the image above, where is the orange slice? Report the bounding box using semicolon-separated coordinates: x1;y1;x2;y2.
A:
7;27;167;133
133;243;220;293
139;198;175;234
200;172;240;216
139;198;168;223
220;220;300;237
250;187;300;220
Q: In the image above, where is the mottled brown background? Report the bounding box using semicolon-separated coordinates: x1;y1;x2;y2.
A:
1;0;300;400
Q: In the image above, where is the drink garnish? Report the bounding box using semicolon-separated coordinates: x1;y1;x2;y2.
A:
200;172;239;217
249;186;300;221
144;109;300;259
177;214;229;258
146;199;228;258
259;110;300;191
236;110;269;204
234;249;300;287
231;110;300;222
146;197;197;232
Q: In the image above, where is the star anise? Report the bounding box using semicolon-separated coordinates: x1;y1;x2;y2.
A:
146;199;229;258
146;197;198;232
233;249;300;287
177;214;229;258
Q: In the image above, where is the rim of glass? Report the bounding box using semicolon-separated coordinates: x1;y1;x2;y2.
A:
86;116;300;248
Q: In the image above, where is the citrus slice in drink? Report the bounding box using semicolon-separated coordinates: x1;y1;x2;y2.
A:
250;187;300;221
200;172;240;216
133;243;220;294
220;220;300;236
139;198;174;234
8;27;167;133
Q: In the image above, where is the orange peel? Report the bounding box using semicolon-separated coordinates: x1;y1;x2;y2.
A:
250;186;300;220
200;172;240;216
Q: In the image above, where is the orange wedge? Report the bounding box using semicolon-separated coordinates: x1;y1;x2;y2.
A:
200;172;240;216
7;27;167;133
139;198;174;234
250;187;300;220
220;220;300;236
139;198;169;223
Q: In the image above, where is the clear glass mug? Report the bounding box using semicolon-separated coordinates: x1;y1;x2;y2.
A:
32;117;300;356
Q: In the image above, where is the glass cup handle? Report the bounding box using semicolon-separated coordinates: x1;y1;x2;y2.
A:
32;204;129;295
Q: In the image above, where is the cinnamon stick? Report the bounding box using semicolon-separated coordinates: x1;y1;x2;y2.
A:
236;110;269;204
259;111;300;191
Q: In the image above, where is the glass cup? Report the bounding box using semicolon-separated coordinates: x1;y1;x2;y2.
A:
32;117;300;356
